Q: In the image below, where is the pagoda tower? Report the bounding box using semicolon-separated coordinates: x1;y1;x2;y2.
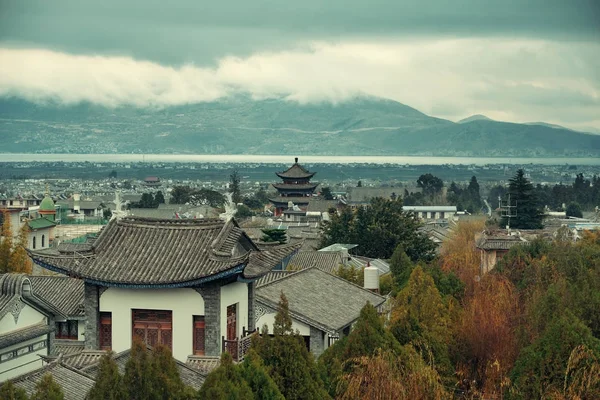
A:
270;157;319;216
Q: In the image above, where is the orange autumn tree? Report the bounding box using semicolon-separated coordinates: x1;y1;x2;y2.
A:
439;220;485;297
0;210;13;272
455;273;519;397
8;222;33;274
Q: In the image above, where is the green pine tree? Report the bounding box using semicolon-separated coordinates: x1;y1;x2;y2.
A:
253;293;330;400
0;209;13;273
388;244;413;292
87;352;127;400
197;352;254;400
122;337;155;400
0;380;28;400
31;374;64;400
151;345;189;400
261;229;287;244
501;169;543;229
239;349;285;400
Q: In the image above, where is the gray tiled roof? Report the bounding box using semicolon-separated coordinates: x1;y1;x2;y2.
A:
62;350;108;369
256;270;296;288
276;161;315;179
476;234;526;250
11;358;96;400
0;321;53;349
256;267;386;332
272;183;319;191
29;217;299;286
29;276;84;317
186;356;221;375
0;274;67;321
286;251;343;274
52;341;85;356
81;348;206;390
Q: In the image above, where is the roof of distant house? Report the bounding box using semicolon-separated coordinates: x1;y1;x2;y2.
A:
403;206;458;212
28;217;301;287
29;275;85;318
27;217;56;230
11;357;96;400
476;232;527;250
256;267;385;332
286;251;344;274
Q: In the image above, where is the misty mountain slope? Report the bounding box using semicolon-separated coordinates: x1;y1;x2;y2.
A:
0;96;599;156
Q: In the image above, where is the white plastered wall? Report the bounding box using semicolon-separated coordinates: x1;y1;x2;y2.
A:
220;282;249;339
256;312;311;336
99;288;204;363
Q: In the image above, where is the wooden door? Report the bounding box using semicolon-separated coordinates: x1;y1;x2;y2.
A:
132;309;173;350
226;304;237;340
99;312;112;350
226;304;238;359
193;316;205;356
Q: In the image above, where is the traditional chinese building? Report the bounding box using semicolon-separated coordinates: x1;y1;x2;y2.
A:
28;217;300;364
270;157;319;217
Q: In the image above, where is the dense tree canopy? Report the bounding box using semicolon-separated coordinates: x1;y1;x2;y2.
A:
169;186;226;207
320;197;436;261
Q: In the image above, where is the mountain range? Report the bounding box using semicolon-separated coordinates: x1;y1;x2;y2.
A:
1;96;599;157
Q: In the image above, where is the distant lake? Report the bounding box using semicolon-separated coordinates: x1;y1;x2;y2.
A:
1;154;599;166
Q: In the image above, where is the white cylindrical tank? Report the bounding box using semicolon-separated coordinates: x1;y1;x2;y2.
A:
363;263;379;293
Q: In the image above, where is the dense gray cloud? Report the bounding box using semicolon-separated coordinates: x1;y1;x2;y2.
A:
0;0;598;130
0;0;598;64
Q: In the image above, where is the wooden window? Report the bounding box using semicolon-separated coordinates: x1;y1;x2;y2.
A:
100;312;112;350
41;235;45;247
132;309;172;350
226;304;237;341
193;316;205;356
55;320;78;340
32;236;36;249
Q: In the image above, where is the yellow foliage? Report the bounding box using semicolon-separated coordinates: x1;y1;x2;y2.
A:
439;220;485;297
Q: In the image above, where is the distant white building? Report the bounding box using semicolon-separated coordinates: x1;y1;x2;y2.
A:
402;205;457;221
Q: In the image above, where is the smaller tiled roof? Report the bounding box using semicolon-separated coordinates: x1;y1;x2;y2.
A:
186;356;221;375
286;251;344;274
269;197;311;206
11;357;96;400
257;267;386;332
81;347;206;390
256;270;296;288
62;350;107;369
52;341;86;356
476;234;527;250
276;159;315;180
0;274;67;321
403;206;458;213
272;183;319;191
27;217;56;230
318;243;358;252
29;276;85;317
348;256;391;275
0;321;53;349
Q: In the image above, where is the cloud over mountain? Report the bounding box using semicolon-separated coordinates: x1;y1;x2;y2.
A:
1;38;599;131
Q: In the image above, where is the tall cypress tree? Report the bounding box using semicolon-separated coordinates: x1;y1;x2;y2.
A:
151;345;189;400
122;338;155;400
239;349;285;400
197;352;254;400
253;293;330;400
501;169;543;229
87;352;127;400
0;380;28;400
0;210;13;273
30;374;64;400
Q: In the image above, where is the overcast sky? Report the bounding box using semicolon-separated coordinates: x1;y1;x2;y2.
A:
1;0;599;130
